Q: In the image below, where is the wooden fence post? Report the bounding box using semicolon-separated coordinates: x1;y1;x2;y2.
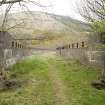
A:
77;43;79;48
69;44;70;48
72;44;74;48
82;42;85;48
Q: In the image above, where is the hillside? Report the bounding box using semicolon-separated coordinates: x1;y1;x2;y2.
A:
1;11;91;48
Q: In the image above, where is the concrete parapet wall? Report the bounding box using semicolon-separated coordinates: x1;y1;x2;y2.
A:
0;48;28;69
0;31;31;70
56;41;105;69
86;50;105;68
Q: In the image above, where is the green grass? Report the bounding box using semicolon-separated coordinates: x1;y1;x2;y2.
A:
48;57;105;105
0;56;55;105
0;55;105;105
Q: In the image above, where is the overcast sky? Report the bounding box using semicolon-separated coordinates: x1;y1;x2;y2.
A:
27;0;84;21
0;0;85;21
45;0;84;21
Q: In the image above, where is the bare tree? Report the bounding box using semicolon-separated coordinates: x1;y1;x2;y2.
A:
0;0;51;31
79;0;105;89
79;0;105;22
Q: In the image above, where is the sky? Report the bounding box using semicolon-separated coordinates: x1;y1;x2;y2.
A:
45;0;84;21
0;0;85;21
26;0;84;21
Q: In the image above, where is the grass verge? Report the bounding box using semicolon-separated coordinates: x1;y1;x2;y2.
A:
48;57;105;105
0;55;105;105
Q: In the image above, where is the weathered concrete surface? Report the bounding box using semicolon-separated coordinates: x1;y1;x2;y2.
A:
0;31;29;69
0;49;25;69
87;50;105;68
56;33;105;69
56;48;105;69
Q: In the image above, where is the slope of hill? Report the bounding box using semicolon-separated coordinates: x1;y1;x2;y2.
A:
1;11;91;48
49;14;91;32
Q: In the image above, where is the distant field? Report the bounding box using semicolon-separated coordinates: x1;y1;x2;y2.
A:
0;54;104;105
